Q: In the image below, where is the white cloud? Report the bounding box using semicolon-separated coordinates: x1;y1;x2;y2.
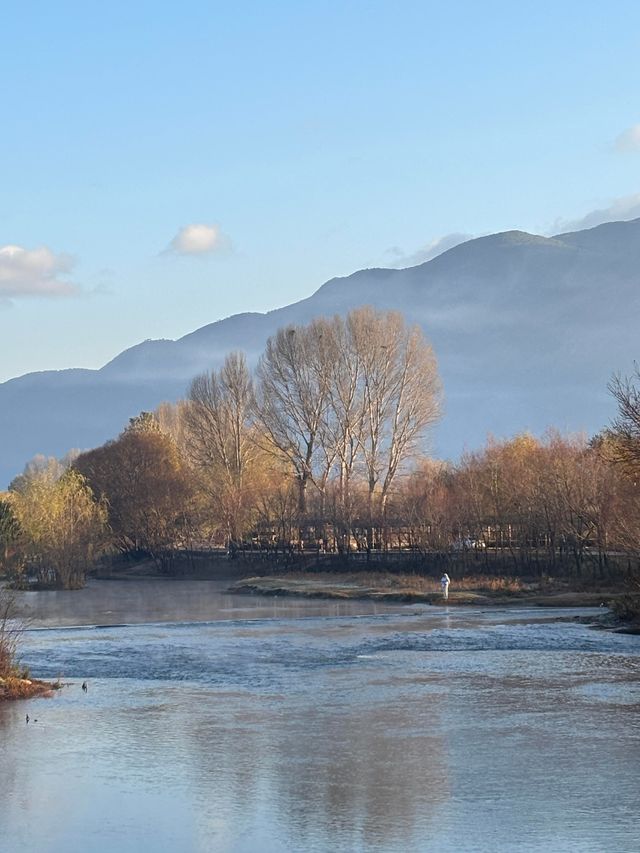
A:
551;192;640;234
165;223;231;256
615;124;640;153
0;245;77;300
387;232;473;268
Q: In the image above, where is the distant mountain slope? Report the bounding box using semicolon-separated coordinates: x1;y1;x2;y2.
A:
1;218;638;486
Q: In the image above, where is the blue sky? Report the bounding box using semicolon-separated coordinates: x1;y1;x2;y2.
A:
2;0;640;381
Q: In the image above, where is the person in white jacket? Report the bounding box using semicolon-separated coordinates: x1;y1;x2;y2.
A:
440;572;451;600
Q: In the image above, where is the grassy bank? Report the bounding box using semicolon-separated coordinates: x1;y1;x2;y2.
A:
230;572;624;608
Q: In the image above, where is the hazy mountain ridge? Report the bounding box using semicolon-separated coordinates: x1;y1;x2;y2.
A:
1;218;639;486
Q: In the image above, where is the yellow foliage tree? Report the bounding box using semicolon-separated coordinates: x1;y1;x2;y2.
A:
11;466;107;589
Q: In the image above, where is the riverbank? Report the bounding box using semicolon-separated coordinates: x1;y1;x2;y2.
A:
229;572;626;609
0;675;58;702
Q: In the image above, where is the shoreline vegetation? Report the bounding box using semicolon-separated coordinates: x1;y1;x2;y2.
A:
0;588;58;702
0;675;58;702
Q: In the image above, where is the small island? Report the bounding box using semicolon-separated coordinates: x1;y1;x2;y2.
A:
229;571;633;613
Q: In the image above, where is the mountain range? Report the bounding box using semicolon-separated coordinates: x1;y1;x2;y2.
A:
1;217;638;487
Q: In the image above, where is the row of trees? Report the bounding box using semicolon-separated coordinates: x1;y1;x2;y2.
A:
0;308;442;584
77;308;441;564
6;424;637;585
1;309;638;587
398;431;639;576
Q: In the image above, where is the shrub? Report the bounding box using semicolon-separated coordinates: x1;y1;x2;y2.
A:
610;594;640;622
0;589;22;678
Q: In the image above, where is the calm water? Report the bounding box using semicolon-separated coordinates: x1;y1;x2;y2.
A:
1;580;639;853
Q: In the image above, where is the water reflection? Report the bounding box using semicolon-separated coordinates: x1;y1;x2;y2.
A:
1;582;639;852
10;579;399;627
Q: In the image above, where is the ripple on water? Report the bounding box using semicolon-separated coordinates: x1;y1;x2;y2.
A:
4;594;640;853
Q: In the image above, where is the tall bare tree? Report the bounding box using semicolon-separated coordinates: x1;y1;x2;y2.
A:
607;367;640;477
323;316;365;542
349;308;442;544
255;309;441;543
185;352;257;543
255;319;333;515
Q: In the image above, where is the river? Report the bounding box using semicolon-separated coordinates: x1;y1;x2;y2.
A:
1;580;639;852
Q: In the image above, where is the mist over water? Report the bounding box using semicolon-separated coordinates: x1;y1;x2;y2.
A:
1;581;639;852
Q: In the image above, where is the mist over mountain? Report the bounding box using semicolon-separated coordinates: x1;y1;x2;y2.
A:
1;218;638;487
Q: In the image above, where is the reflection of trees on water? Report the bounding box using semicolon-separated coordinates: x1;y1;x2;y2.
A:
272;700;449;848
181;685;450;849
0;703;24;823
4;634;640;851
11;580;390;628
